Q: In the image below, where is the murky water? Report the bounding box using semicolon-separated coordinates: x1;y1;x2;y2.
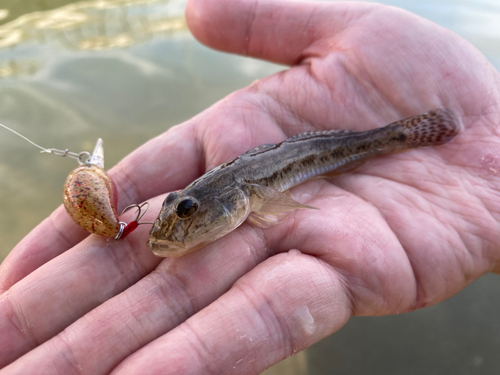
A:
0;0;499;374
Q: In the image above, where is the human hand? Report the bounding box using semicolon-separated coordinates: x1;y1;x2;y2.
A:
1;0;499;373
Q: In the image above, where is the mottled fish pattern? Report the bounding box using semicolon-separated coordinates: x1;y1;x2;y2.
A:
148;108;460;257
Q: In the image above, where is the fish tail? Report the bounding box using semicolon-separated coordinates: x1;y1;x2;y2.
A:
397;108;461;148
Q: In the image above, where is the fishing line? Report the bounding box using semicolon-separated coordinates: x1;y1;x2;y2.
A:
0;122;90;163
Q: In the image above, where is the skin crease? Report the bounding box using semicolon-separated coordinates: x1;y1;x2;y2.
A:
0;0;499;373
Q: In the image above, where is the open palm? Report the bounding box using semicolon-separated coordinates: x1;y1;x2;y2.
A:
1;0;499;373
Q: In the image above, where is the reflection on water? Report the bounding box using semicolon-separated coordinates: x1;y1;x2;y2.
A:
0;0;499;374
0;10;9;22
0;0;186;78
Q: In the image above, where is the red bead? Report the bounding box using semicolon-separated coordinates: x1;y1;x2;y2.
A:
121;221;139;239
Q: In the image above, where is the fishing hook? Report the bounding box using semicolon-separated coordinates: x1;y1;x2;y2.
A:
115;202;155;240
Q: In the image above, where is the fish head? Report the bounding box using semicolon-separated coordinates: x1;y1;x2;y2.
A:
147;187;251;257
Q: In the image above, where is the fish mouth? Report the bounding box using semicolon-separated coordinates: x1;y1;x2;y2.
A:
147;238;188;258
146;239;163;250
147;237;210;258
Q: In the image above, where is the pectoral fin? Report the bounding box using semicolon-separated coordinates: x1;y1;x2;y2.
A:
248;211;290;228
244;183;318;228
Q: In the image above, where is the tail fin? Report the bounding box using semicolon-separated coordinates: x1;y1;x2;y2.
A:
398;108;461;148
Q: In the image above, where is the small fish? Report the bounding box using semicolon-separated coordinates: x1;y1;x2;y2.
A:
148;108;461;257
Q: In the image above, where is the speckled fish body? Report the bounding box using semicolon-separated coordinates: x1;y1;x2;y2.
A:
148;109;460;257
63;139;120;237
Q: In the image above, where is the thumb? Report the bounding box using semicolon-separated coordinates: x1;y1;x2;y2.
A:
185;0;369;65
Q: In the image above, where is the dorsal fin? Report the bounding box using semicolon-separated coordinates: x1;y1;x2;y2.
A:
286;129;356;142
242;130;357;157
241;143;278;157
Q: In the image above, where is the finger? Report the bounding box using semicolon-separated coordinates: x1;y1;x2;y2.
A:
1;217;271;373
112;252;352;374
186;0;368;65
2;180;407;372
0;207;88;294
0;195;163;368
493;264;500;274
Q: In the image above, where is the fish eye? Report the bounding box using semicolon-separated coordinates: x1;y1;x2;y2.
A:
176;198;199;219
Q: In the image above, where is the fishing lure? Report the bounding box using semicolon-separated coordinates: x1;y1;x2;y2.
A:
0;123;150;240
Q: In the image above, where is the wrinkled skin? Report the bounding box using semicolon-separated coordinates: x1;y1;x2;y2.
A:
1;0;500;373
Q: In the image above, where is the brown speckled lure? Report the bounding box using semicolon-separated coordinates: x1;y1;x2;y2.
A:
0;122;150;240
63;139;120;237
